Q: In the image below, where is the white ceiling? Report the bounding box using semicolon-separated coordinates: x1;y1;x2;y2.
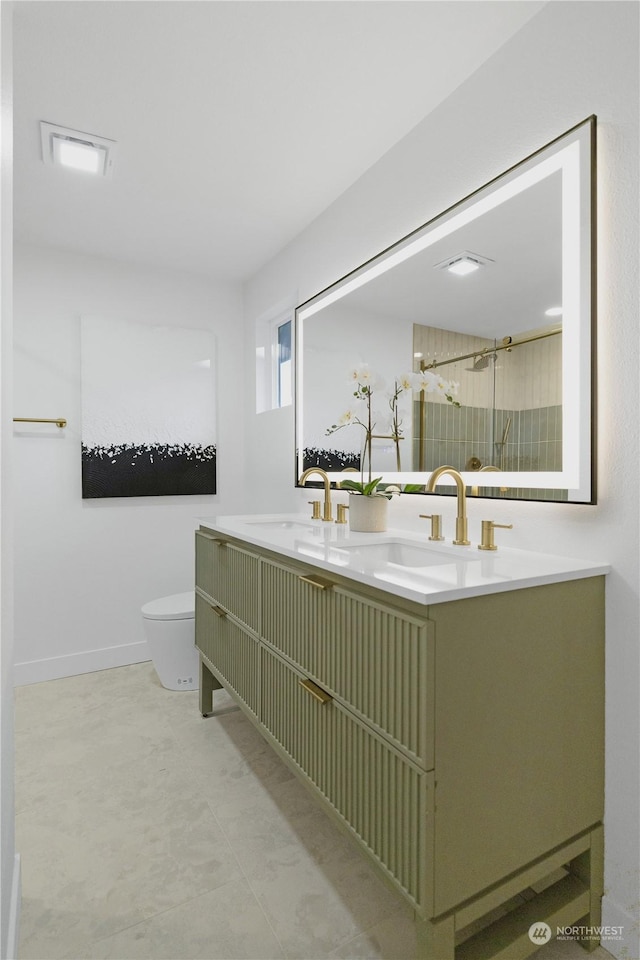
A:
13;1;545;283
340;172;562;338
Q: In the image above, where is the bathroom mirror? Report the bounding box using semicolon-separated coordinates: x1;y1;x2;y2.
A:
295;116;596;503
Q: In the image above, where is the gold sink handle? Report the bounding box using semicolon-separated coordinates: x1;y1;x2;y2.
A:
419;513;444;541
336;503;349;525
308;500;322;520
478;520;513;551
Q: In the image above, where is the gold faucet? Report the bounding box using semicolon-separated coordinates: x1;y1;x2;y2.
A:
299;467;334;522
471;464;509;497
425;465;470;545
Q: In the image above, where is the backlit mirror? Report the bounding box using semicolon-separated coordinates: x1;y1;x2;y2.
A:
295;117;596;502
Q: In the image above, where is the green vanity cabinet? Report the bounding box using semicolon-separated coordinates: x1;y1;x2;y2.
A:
427;580;605;918
195;525;605;960
194;591;259;716
195;529;260;632
260;555;434;768
259;643;432;911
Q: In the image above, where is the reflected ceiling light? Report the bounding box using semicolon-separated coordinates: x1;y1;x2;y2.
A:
413;352;423;359
434;250;493;277
447;256;480;276
545;306;563;317
40;121;116;178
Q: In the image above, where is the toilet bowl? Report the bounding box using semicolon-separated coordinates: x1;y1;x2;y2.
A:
141;591;199;691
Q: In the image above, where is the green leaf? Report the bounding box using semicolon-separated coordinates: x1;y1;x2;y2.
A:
362;476;383;496
340;476;385;496
340;478;365;493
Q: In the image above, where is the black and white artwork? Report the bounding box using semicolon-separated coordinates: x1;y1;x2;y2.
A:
81;317;216;499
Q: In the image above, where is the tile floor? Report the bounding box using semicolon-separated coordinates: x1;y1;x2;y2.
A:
15;663;616;960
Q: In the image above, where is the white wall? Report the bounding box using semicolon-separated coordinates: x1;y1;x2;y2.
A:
0;5;19;958
243;3;639;957
13;245;245;684
302;302;413;453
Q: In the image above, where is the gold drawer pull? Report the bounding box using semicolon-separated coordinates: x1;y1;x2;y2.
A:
298;678;332;705
298;574;331;590
198;531;227;545
209;603;227;618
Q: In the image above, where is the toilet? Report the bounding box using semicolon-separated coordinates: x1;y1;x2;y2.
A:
141;591;199;691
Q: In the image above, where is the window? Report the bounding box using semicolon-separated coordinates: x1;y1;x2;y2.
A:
255;300;296;413
275;319;292;408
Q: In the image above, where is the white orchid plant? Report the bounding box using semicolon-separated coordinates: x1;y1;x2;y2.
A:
326;364;460;497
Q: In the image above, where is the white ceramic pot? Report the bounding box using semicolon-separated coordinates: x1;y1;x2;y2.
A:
348;494;388;533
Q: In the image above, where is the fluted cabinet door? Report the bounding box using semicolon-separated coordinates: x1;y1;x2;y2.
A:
259;644;433;915
261;557;434;769
195;593;259;715
195;530;260;632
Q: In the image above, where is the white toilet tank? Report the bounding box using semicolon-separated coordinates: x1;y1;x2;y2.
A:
141;591;198;691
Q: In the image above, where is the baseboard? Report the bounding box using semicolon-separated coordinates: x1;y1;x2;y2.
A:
602;895;639;960
5;853;20;960
13;641;151;686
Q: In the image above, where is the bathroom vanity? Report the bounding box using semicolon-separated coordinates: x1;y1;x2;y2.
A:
195;515;607;960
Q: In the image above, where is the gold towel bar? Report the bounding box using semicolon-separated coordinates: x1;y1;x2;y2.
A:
13;417;67;429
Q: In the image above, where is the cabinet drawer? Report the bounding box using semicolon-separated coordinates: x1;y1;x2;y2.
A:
195;592;259;714
195;530;260;632
261;558;433;768
259;645;432;913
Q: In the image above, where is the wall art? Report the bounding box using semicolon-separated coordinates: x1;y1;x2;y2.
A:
81;317;216;498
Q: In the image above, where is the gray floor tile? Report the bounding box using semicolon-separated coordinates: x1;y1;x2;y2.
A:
67;879;285;960
14;663;619;960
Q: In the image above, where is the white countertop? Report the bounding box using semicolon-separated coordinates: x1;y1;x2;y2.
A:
199;513;610;606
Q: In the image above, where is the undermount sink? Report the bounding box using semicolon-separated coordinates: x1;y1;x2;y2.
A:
246;520;313;530
337;539;456;569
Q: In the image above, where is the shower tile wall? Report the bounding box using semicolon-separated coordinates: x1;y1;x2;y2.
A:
412;323;564;500
414;403;562;473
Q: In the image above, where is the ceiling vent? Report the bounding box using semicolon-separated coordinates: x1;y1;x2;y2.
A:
40;122;116;178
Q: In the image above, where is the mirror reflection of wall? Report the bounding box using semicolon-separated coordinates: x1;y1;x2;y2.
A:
301;303;413;473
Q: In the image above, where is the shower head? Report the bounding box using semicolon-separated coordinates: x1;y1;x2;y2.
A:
466;352;497;372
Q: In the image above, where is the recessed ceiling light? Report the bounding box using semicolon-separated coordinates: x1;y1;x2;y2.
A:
40;121;116;178
545;306;563;317
413;352;423;359
434;251;494;277
448;256;480;276
54;138;107;173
